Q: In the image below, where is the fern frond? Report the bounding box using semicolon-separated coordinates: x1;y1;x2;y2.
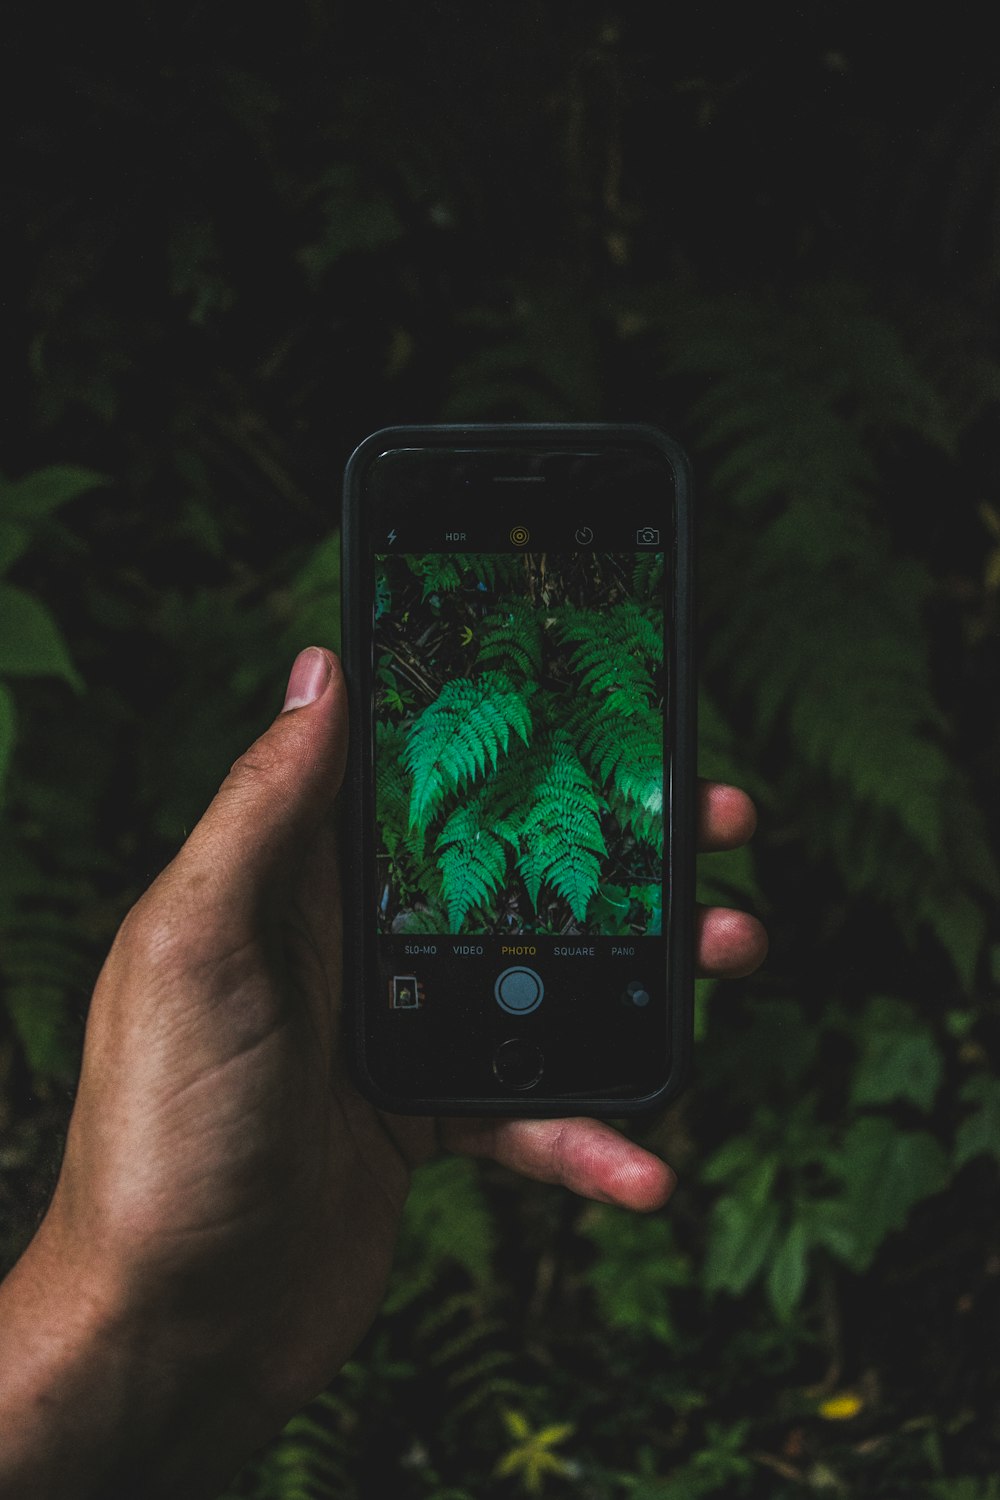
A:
656;280;956;515
659;281;1000;983
517;735;606;921
435;805;511;932
631;551;664;601
557;601;661;701
469;554;525;593
413;1287;526;1433
376;721;426;861
579;704;663;851
475;596;543;681
405;674;531;834
404;551;524;600
241;1386;359;1500
411;552;464;597
388;1160;495;1312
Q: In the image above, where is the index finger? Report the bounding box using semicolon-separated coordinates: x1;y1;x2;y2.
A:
698;780;757;852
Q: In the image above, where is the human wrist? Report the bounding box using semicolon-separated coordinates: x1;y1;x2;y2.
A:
0;1216;280;1499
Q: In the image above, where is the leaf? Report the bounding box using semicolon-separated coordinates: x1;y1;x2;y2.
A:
954;1074;1000;1168
850;996;943;1112
495;1409;574;1494
0;683;14;799
827;1116;949;1271
436;809;510;931
925;1481;1000;1500
4;982;79;1080
915;882;989;993
696;843;761;911
405;675;531;833
558;599;662;701
286;532;342;656
0;585;83;688
476;597;543;680
817;1392;864;1421
0;520;30;576
664;283;998;991
516;735;606;920
580;1207;691;1345
701;1135;758;1185
766;1218;809;1321
296;163;402;284
703;1156;782;1297
385;1157;495;1312
0;465;107;519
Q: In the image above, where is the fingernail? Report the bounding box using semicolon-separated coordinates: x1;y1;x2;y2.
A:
282;647;331;712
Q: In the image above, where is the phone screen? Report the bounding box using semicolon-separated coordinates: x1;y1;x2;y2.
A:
349;440;688;1107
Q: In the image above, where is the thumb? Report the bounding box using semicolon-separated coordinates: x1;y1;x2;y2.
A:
172;647;348;916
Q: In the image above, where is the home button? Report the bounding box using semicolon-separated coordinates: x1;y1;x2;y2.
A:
492;1038;544;1091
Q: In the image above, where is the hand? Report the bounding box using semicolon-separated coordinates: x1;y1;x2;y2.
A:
0;647;766;1499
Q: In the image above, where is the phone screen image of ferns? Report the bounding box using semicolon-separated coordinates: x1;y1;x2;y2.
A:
374;551;664;937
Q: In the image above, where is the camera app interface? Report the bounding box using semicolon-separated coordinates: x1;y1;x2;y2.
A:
374;550;664;939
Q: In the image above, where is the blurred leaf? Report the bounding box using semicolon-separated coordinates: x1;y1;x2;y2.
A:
385;1156;494;1312
0;520;30;576
0;684;14;798
0;465;106;519
668;283;998;994
850;997;943;1113
696;688;768;804
915;883;990;992
580;1207;691;1345
954;1074;1000;1168
702;1135;759;1184
4;982;78;1080
766;1217;809;1321
926;1481;1000;1499
696;842;760;911
703;1156;782;1296
817;1391;864;1421
495;1408;575;1494
703;999;819;1092
285;533;342;656
297;165;403;285
0;585;83;688
827;1117;949;1271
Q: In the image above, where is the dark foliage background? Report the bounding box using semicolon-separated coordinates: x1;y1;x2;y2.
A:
2;4;1000;1496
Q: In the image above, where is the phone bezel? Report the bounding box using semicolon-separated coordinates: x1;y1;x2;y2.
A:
341;423;695;1117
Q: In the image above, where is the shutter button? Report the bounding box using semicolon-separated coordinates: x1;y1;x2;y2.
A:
494;965;544;1015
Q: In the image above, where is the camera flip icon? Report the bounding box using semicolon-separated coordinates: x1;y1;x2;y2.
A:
636;526;660;545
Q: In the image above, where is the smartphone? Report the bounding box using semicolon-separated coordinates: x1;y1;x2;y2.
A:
341;424;694;1116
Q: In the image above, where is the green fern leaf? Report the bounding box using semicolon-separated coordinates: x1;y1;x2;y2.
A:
404;674;531;834
517;735;606;921
657;280;1000;983
469;554;525;593
377;721;426;861
631;551;664;601
579;706;662;836
412;552;464;597
558;601;661;701
475;596;543;681
405;551;524;600
436;801;513;932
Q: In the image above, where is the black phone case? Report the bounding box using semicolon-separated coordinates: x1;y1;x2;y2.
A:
341;423;695;1117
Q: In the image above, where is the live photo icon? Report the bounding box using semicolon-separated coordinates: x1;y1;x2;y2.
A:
390;975;424;1009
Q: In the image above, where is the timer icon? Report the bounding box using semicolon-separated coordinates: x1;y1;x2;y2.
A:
574;526;594;545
